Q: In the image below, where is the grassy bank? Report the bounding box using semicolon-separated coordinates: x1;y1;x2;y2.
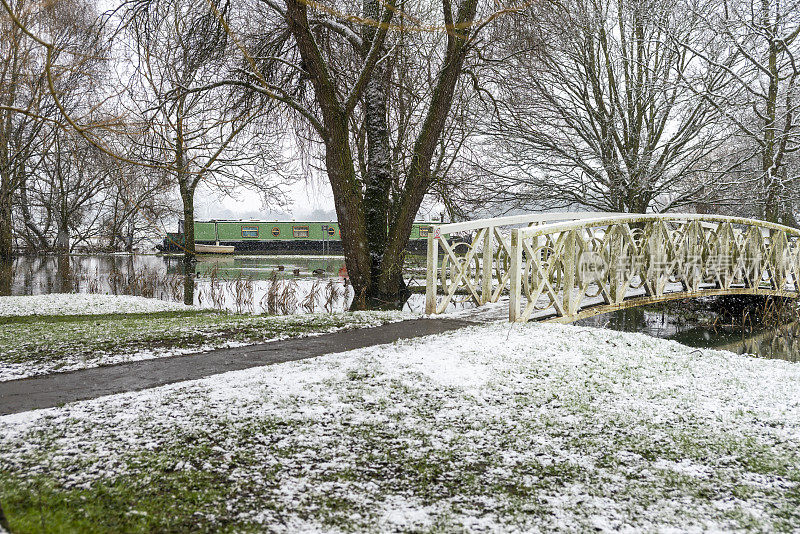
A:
2;322;799;532
0;308;410;381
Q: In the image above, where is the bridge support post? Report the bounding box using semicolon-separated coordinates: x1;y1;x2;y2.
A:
562;230;579;316
509;229;522;322
481;226;493;304
425;231;438;314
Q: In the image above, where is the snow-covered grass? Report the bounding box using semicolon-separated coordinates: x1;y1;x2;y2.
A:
2;323;799;532
0;294;195;317
0;305;412;381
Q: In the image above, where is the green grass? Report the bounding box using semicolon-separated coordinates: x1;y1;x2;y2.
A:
0;309;408;379
1;467;241;533
0;310;216;327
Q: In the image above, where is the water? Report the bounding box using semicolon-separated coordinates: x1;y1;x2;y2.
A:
0;253;458;315
576;306;800;362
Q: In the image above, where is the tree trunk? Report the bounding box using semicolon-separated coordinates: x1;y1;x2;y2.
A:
378;0;480;301
56;221;70;253
0;258;11;296
763;24;784;224
764;170;780;224
19;174;48;251
361;1;394;306
125;221;135;252
179;179;196;264
283;0;478;309
56;254;73;293
322;117;372;309
362;86;391;257
0;173;12;262
183;259;195;306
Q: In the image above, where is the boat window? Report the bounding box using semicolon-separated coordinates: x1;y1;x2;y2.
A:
242;226;259;238
293;225;310;238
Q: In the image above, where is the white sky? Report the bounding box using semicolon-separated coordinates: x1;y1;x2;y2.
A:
195;177;337;220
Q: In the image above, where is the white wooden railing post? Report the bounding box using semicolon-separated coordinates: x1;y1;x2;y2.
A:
509;228;522;322
562;230;578;316
481;226;493;304
425;228;439;314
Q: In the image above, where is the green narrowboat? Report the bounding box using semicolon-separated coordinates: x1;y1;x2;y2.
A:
156;220;436;254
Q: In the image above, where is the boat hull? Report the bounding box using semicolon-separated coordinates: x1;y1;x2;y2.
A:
194;244;235;254
157;239;428;255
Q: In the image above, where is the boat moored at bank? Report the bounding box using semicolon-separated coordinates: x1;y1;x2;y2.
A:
156;220;436;254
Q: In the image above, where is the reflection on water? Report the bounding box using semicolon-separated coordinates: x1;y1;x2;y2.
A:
5;254;356;313
164;254;350;280
183;259;195;307
577;306;800;362
3;254;445;314
5;254;499;315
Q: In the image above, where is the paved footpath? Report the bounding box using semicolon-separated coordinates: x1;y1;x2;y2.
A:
0;318;476;416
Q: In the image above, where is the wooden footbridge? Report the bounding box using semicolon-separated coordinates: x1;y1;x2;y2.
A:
424;213;800;322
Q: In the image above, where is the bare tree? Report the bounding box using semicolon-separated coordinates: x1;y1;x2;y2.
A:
676;0;800;225
472;0;727;214
0;0;51;261
0;0;512;308
0;0;106;259
116;0;290;265
100;151;174;252
32;130;118;251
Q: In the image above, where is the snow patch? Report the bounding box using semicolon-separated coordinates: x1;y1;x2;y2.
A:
0;294;195;317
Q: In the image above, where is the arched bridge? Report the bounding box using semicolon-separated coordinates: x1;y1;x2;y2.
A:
424;213;800;323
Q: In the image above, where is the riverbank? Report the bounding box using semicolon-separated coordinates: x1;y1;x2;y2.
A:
2;322;798;532
0;294;412;381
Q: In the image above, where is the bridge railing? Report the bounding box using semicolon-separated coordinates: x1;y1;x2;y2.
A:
508;214;800;322
424;212;624;314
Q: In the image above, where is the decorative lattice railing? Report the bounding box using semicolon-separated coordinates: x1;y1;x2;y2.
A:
424;212;623;315
424;213;800;322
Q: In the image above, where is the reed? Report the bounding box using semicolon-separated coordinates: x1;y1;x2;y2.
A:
20;257;361;316
86;267;101;294
341;283;352;311
261;272;280;314
302;279;322;313
230;272;255;314
207;266;226;310
279;278;298;315
324;280;341;313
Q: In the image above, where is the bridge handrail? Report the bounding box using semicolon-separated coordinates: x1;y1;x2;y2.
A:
429;212;627;235
425;211;627;314
515;213;800;240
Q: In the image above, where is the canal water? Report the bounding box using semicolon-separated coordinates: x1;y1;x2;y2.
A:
575;306;800;363
0;253;466;315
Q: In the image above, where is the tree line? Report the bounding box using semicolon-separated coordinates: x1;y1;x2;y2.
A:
1;0;799;307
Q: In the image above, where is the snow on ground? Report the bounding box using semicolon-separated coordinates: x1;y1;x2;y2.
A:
0;310;412;382
2;322;800;531
0;293;194;317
